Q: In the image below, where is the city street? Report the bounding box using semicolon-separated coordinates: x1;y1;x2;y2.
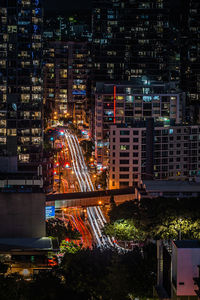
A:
55;128;116;248
64;208;93;249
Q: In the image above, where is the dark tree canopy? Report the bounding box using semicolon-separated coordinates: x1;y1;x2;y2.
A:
106;197;200;240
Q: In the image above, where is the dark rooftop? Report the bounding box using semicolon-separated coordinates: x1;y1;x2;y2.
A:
173;240;200;249
0;238;53;252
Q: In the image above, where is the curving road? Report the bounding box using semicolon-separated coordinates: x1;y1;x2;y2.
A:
63;129;116;248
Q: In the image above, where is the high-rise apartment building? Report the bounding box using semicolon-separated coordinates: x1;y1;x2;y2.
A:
43;41;68;126
109;121;200;189
92;0;179;83
180;0;200;103
67;41;90;124
43;41;90;125
0;0;43;175
95;81;185;166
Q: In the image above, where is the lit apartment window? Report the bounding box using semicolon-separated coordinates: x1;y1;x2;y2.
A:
0;119;6;127
32;137;41;144
7;129;16;136
19;154;30;163
0;137;6;144
120;145;129;150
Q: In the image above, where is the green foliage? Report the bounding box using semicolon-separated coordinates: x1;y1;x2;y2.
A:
60;241;82;254
109;200;140;222
46;218;80;244
28;271;67;300
0;274;28;300
46;218;68;244
104;219;145;241
107;197;200;241
0;244;156;300
60;245;156;299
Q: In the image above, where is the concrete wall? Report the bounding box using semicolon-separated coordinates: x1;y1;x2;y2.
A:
172;244;200;296
51;193;135;209
0;193;45;238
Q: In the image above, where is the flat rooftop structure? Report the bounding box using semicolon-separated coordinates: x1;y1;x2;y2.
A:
142;180;200;193
173;240;200;249
0;238;54;252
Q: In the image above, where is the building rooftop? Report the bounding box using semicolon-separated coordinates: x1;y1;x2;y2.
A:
173;240;200;249
143;180;200;193
0;238;53;252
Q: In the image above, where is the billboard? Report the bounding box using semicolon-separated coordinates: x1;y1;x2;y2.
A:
45;206;55;219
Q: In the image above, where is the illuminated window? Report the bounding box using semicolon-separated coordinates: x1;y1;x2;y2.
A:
126;95;134;103
7;25;17;33
19;154;29;163
7;129;16;136
116;96;124;100
21;94;30;103
0;120;6;127
120;145;129;150
0;129;6;135
20;137;30;144
32;137;41;144
0;137;6;144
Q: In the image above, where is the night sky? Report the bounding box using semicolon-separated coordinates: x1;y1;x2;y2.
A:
45;0;92;12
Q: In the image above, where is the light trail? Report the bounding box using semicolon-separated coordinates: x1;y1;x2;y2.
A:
62;128;119;249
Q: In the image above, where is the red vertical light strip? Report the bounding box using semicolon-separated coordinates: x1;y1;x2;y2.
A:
114;85;116;124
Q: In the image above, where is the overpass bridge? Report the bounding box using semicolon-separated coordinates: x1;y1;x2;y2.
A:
46;188;135;209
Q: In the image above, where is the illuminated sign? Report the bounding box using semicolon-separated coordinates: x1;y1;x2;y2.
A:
72;90;86;95
45;206;55;219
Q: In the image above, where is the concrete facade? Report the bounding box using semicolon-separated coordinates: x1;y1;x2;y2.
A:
95;82;185;166
109;122;200;189
0;193;45;238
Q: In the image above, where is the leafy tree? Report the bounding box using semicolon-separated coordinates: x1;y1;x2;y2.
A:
46;218;68;244
61;247;113;299
109;200;140;222
27;271;66;300
104;219;146;241
0;245;157;300
46;218;80;244
107;197;200;241
60;241;82;254
0;274;27;300
60;245;156;299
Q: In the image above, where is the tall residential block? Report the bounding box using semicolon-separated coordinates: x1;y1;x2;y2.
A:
43;41;90;125
92;0;179;83
180;0;200;103
0;0;43;175
95;81;185;166
109;122;200;189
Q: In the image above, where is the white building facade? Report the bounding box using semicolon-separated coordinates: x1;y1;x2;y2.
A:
109;122;200;189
